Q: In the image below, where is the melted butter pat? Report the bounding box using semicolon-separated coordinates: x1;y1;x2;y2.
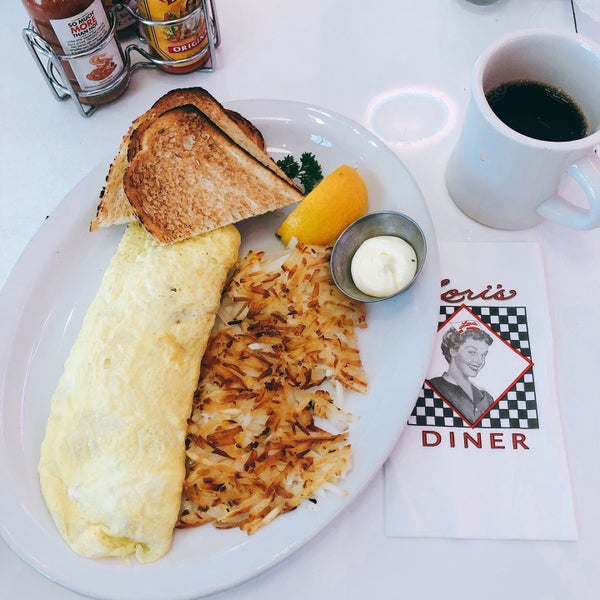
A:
350;235;417;297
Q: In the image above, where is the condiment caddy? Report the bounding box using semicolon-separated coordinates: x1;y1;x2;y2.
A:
22;0;220;117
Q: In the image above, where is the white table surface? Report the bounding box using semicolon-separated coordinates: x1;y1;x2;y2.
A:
2;1;599;599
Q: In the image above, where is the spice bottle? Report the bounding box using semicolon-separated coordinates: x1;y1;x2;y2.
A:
136;0;210;73
102;0;138;39
22;0;128;105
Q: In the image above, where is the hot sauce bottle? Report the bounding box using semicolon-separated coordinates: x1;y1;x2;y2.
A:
136;0;210;73
22;0;128;105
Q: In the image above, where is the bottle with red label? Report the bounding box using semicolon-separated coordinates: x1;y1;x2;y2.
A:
102;0;138;39
136;0;210;73
22;0;128;105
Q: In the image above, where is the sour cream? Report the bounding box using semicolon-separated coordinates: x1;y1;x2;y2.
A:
350;235;417;297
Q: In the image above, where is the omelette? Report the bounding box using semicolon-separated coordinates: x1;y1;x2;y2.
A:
38;222;240;563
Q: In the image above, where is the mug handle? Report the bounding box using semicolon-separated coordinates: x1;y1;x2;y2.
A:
536;152;600;230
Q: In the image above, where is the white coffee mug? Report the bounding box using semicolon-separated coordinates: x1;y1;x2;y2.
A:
446;29;600;230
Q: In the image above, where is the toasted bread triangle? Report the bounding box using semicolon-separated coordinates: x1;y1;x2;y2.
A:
123;105;304;244
90;87;294;232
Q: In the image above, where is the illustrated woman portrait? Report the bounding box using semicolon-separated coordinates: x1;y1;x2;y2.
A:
428;320;495;423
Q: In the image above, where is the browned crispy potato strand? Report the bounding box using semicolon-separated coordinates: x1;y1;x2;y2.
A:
178;242;367;534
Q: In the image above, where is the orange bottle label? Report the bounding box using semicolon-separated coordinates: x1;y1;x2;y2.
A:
137;0;208;64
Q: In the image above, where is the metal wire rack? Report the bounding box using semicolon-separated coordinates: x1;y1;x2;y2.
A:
22;1;221;117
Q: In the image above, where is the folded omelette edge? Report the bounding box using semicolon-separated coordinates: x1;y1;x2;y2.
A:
38;222;241;563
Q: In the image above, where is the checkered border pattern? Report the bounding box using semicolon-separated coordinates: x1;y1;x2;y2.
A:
407;306;539;429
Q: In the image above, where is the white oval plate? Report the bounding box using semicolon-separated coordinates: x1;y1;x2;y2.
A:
0;99;440;600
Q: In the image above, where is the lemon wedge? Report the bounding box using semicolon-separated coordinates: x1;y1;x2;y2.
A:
276;164;368;246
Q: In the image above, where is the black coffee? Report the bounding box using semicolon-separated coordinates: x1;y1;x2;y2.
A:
486;79;588;142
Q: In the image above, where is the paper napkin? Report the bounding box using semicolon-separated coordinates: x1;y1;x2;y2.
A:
384;242;577;540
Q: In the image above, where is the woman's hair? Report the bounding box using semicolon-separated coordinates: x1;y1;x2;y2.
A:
440;325;493;362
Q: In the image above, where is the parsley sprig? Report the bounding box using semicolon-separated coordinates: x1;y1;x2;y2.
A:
277;152;323;194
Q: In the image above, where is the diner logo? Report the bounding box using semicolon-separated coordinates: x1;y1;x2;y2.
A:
439;278;517;303
408;303;538;446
